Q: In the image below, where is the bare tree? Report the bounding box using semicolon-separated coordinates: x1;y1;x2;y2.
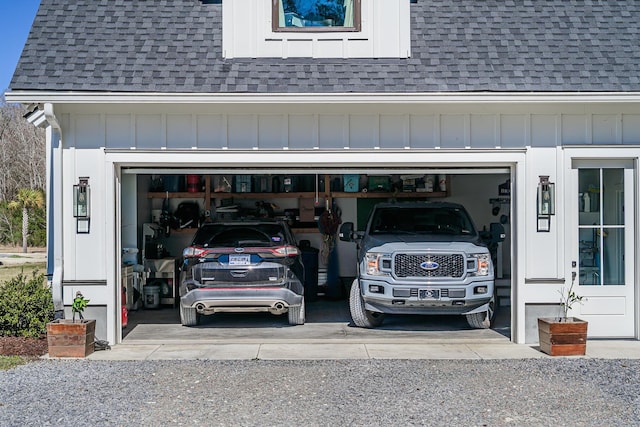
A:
0;94;46;247
0;95;46;202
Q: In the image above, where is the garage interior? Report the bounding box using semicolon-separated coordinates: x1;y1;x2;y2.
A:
120;169;513;339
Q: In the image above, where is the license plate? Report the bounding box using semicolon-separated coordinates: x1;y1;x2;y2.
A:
229;254;251;265
419;288;440;300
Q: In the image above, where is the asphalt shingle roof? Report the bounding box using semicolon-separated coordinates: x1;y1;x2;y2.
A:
9;0;640;94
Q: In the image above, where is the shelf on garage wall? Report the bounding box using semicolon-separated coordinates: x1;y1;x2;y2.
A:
147;175;450;227
149;190;448;200
330;191;447;199
147;192;206;198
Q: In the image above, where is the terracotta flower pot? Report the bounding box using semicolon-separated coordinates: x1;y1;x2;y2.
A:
537;317;588;356
46;319;96;358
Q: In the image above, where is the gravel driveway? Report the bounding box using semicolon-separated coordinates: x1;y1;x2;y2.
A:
1;358;639;426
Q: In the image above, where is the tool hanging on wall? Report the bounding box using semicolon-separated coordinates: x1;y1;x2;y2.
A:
160;191;171;236
318;203;342;265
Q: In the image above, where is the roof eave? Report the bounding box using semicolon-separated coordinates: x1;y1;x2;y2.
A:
6;91;640;105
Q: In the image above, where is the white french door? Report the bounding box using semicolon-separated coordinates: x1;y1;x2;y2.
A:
570;160;635;337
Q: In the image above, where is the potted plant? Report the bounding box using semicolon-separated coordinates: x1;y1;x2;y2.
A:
46;291;96;357
538;280;587;356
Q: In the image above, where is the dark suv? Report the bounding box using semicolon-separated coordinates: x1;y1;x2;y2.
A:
179;220;305;326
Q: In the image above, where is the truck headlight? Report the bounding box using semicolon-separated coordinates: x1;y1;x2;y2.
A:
470;253;491;276
365;252;390;276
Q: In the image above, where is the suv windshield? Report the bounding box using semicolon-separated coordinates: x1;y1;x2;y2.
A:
369;207;476;236
192;224;287;248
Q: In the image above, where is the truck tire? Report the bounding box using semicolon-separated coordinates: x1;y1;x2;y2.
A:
465;296;496;329
180;304;199;326
288;301;305;325
349;279;384;328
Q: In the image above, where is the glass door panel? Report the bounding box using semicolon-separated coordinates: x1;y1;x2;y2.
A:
602;228;624;285
577;168;624;286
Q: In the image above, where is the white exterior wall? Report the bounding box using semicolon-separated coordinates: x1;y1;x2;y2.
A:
223;0;411;58
56;103;640;151
49;100;640;344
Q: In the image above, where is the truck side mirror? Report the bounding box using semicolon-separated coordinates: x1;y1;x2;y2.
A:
490;222;506;243
339;222;355;242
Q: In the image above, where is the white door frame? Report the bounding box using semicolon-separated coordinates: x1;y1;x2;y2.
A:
564;148;638;339
106;149;526;344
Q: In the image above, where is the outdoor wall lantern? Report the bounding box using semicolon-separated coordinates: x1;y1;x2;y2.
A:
73;177;90;233
537;175;555;232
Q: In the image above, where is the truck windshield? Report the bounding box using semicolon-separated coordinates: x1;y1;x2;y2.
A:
369;207;476;236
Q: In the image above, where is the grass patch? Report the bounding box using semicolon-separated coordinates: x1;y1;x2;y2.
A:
0;263;47;284
0;355;29;370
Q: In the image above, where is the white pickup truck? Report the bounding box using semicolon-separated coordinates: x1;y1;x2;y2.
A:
339;201;505;329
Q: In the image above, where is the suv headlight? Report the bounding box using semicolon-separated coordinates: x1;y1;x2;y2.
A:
365;252;390;276
469;253;491;276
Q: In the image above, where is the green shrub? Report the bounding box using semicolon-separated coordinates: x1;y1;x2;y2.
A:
0;271;54;337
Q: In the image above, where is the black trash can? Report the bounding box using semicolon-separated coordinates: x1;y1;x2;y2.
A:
299;240;319;302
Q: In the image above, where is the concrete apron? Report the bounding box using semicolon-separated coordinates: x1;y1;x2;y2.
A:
84;302;639;360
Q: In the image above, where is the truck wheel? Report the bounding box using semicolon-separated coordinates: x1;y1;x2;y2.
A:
349;279;384;328
180;304;199;326
465;296;496;329
288;301;305;325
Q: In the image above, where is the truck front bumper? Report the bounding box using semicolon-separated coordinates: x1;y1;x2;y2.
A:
360;277;494;316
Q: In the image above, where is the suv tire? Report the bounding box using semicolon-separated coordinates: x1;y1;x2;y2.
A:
180;304;199;327
287;300;305;325
349;279;385;328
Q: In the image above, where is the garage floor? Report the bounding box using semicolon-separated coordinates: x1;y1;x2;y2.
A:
122;297;511;344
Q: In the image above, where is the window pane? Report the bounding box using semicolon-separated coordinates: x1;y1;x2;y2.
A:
278;0;354;28
602;168;624;226
602;228;624;285
578;169;600;225
579;228;600;285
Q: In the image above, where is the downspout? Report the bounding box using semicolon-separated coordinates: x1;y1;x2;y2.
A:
43;103;64;317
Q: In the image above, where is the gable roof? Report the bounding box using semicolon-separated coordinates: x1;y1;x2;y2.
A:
9;0;640;94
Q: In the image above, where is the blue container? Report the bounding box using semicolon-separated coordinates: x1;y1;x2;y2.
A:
343;174;360;192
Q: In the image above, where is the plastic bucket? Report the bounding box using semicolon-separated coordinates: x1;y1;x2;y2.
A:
143;285;160;309
186;174;201;193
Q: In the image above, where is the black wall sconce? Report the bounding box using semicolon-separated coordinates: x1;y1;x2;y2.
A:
73;177;90;233
537;175;555;232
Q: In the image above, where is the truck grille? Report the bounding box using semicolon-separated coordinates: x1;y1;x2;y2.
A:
394;254;465;278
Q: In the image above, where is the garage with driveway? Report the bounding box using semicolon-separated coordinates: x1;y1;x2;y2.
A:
6;0;640;347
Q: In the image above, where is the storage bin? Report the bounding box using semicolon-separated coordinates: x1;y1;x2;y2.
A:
234;175;252;193
368;176;391;192
163;175;184;192
252;175;271;193
282;176;296;192
186;174;201;192
143;285;160;309
343;174;360;192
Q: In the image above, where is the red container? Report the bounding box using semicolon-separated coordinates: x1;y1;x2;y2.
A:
186;175;201;193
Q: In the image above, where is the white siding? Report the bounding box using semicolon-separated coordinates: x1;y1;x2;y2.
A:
223;0;411;59
58;104;640;151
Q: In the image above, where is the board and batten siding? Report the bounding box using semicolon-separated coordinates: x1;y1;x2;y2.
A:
59;106;640;150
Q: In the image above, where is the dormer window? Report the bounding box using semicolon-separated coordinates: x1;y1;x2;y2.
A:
272;0;361;32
